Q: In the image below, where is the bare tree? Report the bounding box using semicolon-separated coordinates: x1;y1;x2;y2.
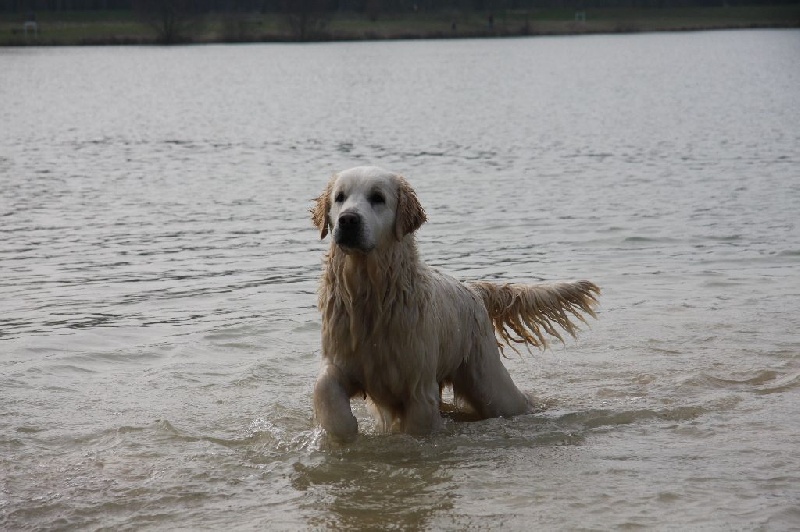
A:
281;0;335;41
134;0;199;44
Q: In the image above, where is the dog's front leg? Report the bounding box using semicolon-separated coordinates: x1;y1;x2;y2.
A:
314;364;358;442
402;387;443;436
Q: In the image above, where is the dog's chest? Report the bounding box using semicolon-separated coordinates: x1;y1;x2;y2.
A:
324;303;427;402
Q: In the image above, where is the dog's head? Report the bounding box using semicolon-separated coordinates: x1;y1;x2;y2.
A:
311;166;426;253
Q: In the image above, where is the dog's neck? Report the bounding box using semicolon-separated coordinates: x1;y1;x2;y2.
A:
323;237;421;311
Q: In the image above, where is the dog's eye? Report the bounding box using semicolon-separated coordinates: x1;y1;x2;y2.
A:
334;191;346;203
368;191;385;205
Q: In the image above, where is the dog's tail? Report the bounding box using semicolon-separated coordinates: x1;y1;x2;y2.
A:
468;280;600;353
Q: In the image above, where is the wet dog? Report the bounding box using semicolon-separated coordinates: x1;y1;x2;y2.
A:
311;166;599;442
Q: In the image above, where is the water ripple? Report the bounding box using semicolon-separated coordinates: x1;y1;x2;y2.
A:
2;32;800;531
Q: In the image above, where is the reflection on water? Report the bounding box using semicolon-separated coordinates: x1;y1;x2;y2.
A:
296;442;455;529
2;30;800;529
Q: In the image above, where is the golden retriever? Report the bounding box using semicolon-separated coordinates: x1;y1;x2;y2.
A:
311;166;599;442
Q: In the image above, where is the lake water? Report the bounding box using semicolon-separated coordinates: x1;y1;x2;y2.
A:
2;30;799;530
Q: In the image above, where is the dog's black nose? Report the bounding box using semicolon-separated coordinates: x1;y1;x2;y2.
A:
334;211;365;250
338;212;361;228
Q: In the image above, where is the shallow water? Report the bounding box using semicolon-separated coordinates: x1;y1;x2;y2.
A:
2;30;799;530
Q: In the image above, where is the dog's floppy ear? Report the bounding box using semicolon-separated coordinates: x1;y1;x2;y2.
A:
394;176;427;240
311;176;335;239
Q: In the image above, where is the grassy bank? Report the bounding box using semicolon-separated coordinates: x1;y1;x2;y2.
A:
1;5;799;46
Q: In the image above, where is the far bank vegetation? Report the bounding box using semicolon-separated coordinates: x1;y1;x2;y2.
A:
1;0;798;45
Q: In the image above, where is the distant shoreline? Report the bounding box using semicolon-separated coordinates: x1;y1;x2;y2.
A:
2;6;798;47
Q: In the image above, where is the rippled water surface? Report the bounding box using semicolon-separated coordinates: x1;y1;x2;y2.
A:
2;31;799;530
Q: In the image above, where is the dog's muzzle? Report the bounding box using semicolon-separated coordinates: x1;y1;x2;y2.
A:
334;211;368;251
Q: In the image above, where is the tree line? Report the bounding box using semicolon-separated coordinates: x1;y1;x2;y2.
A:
2;0;796;14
